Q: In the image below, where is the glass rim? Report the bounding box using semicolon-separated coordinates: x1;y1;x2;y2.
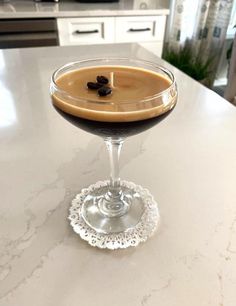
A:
51;57;176;105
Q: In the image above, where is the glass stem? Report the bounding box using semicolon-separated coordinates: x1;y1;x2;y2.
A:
105;137;124;196
98;137;130;218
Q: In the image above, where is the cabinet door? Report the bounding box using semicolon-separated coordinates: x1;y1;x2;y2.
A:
57;17;115;46
115;16;166;43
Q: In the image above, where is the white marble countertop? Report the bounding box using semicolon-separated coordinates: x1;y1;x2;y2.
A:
0;0;169;18
0;43;236;306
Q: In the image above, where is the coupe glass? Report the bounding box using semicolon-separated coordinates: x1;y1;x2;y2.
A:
50;58;177;249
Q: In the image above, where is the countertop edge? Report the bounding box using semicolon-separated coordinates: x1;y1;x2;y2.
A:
0;9;169;19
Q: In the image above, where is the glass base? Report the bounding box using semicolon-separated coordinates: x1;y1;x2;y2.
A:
68;180;160;249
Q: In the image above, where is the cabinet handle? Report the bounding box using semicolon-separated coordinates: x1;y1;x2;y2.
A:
128;28;151;32
73;29;99;34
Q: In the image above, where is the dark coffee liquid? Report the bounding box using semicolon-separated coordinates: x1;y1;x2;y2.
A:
52;65;177;137
54;105;174;138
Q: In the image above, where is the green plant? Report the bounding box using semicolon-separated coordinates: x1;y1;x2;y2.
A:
163;45;212;82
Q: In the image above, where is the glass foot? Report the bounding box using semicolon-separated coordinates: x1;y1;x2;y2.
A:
68;180;160;250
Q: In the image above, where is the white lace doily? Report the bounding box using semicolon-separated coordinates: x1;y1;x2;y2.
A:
68;180;160;250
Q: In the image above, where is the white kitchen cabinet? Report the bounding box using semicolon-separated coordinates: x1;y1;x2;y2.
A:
57;15;166;56
57;17;115;45
114;16;166;43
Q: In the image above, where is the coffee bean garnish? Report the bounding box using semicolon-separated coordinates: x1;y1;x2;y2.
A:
98;86;112;96
96;76;109;84
87;75;112;97
87;82;103;90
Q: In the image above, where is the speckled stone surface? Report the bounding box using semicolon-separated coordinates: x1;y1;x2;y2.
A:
0;43;236;306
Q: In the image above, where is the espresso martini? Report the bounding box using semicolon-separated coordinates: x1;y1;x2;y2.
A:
52;65;177;137
50;59;178;248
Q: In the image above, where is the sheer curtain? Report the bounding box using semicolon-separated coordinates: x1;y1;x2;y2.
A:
164;0;233;87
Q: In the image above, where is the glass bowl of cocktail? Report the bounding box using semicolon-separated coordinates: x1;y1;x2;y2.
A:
50;58;177;249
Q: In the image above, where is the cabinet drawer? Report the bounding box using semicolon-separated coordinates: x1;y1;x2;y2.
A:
0;32;58;49
0;18;57;33
57;17;115;45
115;16;166;43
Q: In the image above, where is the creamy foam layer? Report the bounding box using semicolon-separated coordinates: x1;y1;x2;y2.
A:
52;65;177;122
